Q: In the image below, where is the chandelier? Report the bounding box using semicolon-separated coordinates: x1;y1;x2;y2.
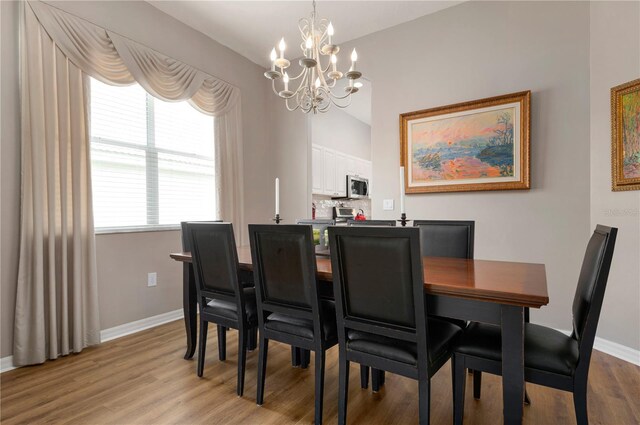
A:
263;0;363;114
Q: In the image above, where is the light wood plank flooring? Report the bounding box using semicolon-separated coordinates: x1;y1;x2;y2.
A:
2;319;639;424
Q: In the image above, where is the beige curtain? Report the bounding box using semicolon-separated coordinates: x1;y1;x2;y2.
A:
15;1;245;365
15;2;100;365
28;0;244;234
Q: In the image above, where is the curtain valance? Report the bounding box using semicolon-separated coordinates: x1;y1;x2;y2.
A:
28;0;240;116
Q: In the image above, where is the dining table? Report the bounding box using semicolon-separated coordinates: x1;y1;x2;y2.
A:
170;246;548;425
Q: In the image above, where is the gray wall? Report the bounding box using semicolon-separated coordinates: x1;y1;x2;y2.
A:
339;1;593;335
589;1;640;351
0;0;274;358
311;109;371;160
269;101;311;222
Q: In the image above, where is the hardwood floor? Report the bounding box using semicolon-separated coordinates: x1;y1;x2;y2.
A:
2;319;639;424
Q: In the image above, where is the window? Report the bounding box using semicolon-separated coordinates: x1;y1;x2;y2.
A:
90;78;216;231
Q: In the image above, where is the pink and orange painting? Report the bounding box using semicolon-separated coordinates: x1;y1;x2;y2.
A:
410;107;516;183
400;91;531;194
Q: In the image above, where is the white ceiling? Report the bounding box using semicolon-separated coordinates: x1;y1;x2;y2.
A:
147;1;462;124
147;1;462;68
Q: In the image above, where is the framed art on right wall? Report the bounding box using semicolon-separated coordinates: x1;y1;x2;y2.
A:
611;78;640;191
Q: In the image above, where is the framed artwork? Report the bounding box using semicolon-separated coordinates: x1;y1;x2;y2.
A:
400;91;530;194
611;78;640;191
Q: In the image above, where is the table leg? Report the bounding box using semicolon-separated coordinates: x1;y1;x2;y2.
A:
501;305;524;425
183;263;197;360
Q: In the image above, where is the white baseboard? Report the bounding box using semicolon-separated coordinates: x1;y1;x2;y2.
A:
1;309;184;374
1;356;16;373
100;309;184;343
555;329;639;366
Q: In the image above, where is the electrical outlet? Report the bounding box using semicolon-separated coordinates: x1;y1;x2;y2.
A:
147;272;157;287
383;199;394;211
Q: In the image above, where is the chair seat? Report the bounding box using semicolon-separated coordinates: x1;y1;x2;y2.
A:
204;287;258;325
456;322;580;376
347;318;462;367
264;299;337;342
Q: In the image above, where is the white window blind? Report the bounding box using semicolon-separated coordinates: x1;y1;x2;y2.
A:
90;78;216;231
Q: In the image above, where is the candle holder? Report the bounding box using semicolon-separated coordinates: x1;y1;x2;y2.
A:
397;213;410;227
273;214;282;224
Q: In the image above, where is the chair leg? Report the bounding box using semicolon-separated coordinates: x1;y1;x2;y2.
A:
472;370;482;399
573;381;588;425
291;346;300;367
338;356;350;425
257;337;269;405
197;319;208;377
453;355;466;425
360;365;369;389
372;369;382;392
217;325;226;361
314;351;326;425
418;374;431;425
301;349;311;369
237;328;248;397
248;327;258;351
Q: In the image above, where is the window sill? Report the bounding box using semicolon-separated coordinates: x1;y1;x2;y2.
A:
95;225;181;235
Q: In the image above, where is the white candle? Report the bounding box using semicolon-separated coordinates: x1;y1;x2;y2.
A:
270;48;277;71
399;167;406;214
275;178;280;216
350;48;358;71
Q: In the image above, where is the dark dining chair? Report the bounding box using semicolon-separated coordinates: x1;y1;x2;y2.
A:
249;224;338;425
188;222;258;396
361;220;474;392
413;220;474;259
329;226;463;425
452;225;617;425
182;220;256;352
347;219;397;227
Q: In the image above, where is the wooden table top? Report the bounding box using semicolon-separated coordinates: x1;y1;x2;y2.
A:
170;246;548;308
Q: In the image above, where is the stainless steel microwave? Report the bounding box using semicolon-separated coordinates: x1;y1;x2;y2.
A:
346;175;369;199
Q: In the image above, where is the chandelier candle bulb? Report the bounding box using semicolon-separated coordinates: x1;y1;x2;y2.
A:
283;72;289;91
327;22;334;44
331;54;337;72
270;48;277;71
350;49;358;71
279;38;286;58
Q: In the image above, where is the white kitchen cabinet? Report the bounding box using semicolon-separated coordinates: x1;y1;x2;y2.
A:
311;145;324;195
312;144;372;197
334;152;348;197
323;148;336;195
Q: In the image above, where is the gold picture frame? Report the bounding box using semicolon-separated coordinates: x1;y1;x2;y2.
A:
611;78;640;191
400;91;531;194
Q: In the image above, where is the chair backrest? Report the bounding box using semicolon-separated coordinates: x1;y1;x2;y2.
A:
329;226;428;348
181;220;222;251
413;220;475;259
571;225;617;353
249;224;322;322
347;219;397;227
189;222;242;306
